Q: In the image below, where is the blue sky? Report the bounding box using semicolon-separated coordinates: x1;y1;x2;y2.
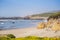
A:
0;0;60;17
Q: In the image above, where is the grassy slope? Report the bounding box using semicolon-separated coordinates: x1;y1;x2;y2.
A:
0;36;60;40
30;11;60;17
13;36;60;40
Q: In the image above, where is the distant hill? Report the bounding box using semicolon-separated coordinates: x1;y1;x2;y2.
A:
29;11;60;17
24;11;60;20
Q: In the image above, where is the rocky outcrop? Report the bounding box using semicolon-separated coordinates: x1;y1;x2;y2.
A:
37;19;60;31
37;22;46;29
51;20;60;31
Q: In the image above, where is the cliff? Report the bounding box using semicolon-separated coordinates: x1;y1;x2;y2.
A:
37;12;60;31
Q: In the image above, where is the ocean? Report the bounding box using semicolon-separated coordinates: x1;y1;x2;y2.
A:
0;20;46;30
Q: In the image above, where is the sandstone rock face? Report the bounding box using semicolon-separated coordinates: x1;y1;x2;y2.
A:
46;20;52;27
37;19;60;31
51;20;60;31
37;22;46;29
46;19;57;27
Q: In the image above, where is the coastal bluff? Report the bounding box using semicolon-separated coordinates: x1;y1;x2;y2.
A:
37;19;60;31
37;12;60;31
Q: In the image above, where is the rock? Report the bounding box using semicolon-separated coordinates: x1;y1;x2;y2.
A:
51;20;60;31
37;22;46;29
46;20;52;27
47;19;56;28
37;18;60;31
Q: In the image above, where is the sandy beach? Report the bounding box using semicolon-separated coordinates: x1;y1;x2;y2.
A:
0;27;60;38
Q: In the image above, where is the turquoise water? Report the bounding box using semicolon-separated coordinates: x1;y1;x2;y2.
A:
0;20;45;30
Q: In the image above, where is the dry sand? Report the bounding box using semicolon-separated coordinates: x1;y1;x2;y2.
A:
0;27;60;38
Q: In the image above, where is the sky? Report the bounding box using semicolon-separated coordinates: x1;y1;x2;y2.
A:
0;0;60;17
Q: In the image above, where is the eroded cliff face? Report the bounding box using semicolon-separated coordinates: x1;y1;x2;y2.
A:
37;18;60;31
51;19;60;31
37;22;46;29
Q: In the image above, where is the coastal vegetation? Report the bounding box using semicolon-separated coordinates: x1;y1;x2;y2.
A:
0;34;15;40
7;34;16;38
0;35;60;40
29;11;60;17
47;12;60;20
15;36;60;40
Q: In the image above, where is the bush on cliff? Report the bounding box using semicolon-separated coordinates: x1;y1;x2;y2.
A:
48;12;60;20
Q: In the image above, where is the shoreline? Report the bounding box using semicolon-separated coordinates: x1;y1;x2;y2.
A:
0;27;37;37
0;26;36;31
0;27;60;38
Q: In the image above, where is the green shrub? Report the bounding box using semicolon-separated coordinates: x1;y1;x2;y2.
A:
7;34;16;38
47;12;60;20
0;37;11;40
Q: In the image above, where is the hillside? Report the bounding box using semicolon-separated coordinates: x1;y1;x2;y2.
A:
30;11;60;17
24;11;60;20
